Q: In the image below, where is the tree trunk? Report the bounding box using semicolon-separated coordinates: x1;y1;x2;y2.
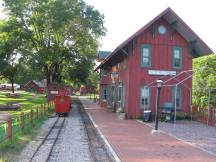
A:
44;65;51;86
11;77;15;93
52;63;63;84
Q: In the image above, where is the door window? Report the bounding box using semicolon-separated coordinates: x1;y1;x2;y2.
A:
140;86;150;110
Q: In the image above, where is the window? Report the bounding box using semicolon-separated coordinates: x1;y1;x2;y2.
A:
140;86;150;110
117;63;120;69
141;45;151;67
102;86;108;100
172;86;181;109
111;86;115;103
173;46;182;69
101;69;107;76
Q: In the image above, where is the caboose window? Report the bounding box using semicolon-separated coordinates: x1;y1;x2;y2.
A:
173;46;182;69
141;44;151;67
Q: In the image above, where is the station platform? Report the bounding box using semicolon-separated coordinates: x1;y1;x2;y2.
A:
79;97;216;162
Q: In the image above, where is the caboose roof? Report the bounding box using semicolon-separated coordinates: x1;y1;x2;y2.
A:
96;7;213;71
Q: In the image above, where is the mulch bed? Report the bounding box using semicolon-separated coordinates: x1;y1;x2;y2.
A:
0;104;20;111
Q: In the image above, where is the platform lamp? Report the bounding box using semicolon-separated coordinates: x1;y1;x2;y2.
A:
155;79;163;130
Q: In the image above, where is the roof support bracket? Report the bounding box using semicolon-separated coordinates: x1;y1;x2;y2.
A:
170;20;178;39
188;40;198;56
152;23;156;38
118;47;128;56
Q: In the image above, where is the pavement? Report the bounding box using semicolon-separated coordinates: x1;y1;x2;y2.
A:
79;97;216;162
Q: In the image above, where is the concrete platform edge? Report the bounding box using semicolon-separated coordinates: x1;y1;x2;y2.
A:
86;111;122;162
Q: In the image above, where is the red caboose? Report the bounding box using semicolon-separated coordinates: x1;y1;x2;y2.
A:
48;84;71;116
54;94;71;116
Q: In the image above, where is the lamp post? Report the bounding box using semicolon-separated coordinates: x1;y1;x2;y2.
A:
155;79;163;130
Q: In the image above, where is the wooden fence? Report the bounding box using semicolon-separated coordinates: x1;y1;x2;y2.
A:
0;102;55;143
192;106;216;126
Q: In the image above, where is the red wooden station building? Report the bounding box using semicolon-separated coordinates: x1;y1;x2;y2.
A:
95;8;213;119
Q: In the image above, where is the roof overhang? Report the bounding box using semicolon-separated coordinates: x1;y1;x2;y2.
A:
95;7;213;71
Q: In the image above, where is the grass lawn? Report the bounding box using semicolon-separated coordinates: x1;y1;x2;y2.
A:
0;90;47;116
0;90;51;162
0;116;49;162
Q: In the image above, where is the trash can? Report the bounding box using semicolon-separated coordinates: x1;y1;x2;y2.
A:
143;110;152;122
161;102;174;122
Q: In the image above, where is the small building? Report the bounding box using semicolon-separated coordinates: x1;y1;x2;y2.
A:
47;83;71;101
97;51;111;62
0;83;20;90
95;8;213;118
23;80;45;94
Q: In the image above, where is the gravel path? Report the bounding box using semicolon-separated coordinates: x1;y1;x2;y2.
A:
15;105;93;162
15;116;57;162
48;104;93;162
145;120;216;156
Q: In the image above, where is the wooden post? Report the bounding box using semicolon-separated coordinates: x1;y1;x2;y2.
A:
44;104;46;115
8;116;12;139
36;107;39;119
21;112;24;129
30;110;33;124
41;104;43;116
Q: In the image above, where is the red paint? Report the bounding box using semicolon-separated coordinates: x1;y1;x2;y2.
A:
99;18;193;118
98;9;212;119
54;95;71;115
23;80;45;94
47;84;71;101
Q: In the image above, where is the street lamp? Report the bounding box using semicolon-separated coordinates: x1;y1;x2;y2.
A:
155;79;163;130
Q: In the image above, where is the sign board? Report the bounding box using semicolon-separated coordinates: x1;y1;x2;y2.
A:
148;70;176;76
50;91;58;94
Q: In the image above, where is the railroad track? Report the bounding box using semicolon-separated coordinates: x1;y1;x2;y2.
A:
74;98;115;162
29;116;65;162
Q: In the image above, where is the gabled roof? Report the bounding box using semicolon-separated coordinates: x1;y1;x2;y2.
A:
96;7;213;71
24;80;45;88
33;80;45;88
97;51;111;61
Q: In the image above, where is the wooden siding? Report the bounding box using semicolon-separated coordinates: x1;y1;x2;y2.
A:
127;18;192;118
99;18;193;118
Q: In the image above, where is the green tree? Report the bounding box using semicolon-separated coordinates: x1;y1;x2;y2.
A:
86;70;99;90
2;0;105;85
68;57;94;87
15;61;44;85
193;54;216;107
0;19;25;93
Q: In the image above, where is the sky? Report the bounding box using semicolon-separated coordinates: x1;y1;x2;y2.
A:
84;0;216;52
0;0;215;52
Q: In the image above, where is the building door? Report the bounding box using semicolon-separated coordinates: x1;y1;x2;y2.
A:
172;86;181;110
117;82;125;112
117;83;122;109
111;85;115;107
